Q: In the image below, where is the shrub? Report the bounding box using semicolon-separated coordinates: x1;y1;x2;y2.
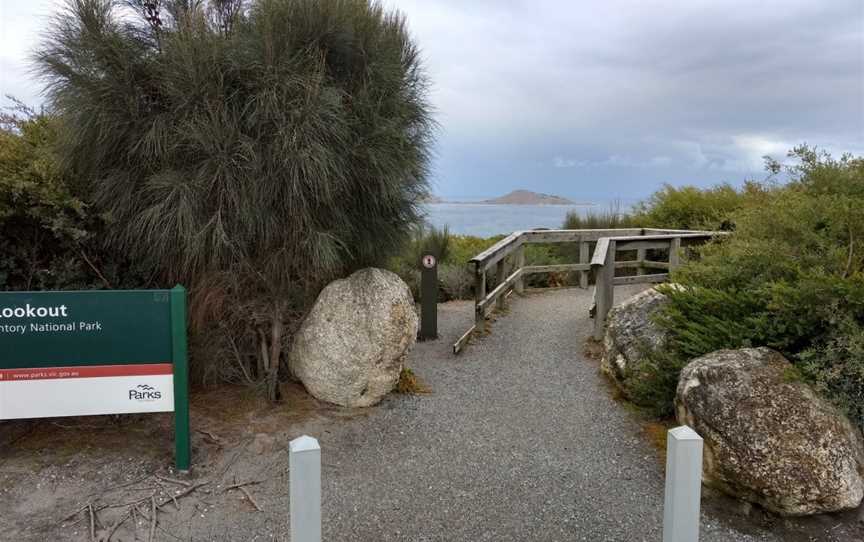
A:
639;147;864;426
562;201;640;230
438;263;473;301
36;0;434;398
624;347;689;418
631;182;768;231
0;103;149;291
448;234;503;266
798;318;864;429
398;224;452;269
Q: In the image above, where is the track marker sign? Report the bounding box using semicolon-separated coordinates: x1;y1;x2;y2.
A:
0;286;191;470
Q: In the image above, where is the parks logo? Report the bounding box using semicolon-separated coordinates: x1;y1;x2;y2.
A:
129;384;162;401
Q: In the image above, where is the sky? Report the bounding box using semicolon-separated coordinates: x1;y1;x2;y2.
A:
2;0;863;201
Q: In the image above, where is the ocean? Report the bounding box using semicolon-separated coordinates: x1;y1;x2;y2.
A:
422;202;634;237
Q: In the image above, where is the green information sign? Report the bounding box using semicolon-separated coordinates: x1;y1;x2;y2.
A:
0;286;191;471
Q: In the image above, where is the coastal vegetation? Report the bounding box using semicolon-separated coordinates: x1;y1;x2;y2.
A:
2;4;859;419
630;148;864;430
0;103;149;292
4;0;434;398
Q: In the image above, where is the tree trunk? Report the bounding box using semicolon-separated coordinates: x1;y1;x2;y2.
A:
266;305;284;401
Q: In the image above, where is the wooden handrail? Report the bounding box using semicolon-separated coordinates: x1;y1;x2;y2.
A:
588;231;725;339
452;228;727;353
590;238;611;267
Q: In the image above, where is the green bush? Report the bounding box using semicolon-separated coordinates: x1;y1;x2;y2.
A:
624;347;689;417
389;228;500;301
798;317;864;428
448;234;504;266
631;182;769;231
0;103;148;291
36;0;434;398
562;202;641;230
438;263;473;300
640;147;864;427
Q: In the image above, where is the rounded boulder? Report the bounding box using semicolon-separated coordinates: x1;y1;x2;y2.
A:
602;286;670;396
290;268;418;407
676;347;864;516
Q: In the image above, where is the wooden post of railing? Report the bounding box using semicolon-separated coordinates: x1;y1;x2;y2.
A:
637;247;647;276
592;239;616;340
579;239;590;289
495;257;507;310
474;262;486;333
669;237;681;271
514;246;525;294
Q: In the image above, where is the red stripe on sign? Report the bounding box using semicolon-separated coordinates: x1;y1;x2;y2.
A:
0;363;172;381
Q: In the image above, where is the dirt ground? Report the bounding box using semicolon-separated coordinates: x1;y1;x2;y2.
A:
0;381;352;541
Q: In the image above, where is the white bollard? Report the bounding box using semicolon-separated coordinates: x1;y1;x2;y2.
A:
290;435;322;542
663;426;703;542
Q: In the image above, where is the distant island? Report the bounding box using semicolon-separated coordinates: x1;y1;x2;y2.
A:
482;190;576;205
422;190;593;205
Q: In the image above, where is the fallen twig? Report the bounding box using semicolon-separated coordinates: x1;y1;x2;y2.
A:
61;504;88;523
88;503;96;542
130;506;138;540
220;479;264;493
217;438;253;483
157;480;210;509
156;474;191;487
196;428;223;444
90;480;209;541
149;496;157;542
239;486;263;512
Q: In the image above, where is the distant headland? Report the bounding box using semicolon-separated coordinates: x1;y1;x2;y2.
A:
423;190;592;206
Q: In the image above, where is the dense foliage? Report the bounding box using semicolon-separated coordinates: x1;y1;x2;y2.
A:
0;104;149;291
630;148;864;427
35;0;434;397
629;182;769;231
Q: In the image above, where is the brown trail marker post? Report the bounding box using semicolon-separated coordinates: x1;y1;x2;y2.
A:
419;254;438;341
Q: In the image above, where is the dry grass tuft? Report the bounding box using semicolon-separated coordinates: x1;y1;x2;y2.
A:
582;338;604;361
396;367;431;394
643;420;675;462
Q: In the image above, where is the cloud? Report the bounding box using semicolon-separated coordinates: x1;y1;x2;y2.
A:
386;0;864;197
553;157;588;169
2;0;862;199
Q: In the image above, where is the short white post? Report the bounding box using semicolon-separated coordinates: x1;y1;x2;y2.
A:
663;426;703;542
290;435;321;542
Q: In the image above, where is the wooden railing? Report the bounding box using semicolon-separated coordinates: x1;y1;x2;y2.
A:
452;228;723;353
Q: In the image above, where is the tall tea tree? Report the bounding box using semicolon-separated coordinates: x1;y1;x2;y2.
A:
36;0;434;398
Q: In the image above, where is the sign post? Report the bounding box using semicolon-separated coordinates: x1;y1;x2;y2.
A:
170;286;191;471
419;254;438;341
0;287;192;470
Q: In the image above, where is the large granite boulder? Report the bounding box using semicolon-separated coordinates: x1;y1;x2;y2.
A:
290;268;418;407
601;287;670;396
676;347;864;516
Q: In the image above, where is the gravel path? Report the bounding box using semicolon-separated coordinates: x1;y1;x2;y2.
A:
5;286;859;541
315;286;824;541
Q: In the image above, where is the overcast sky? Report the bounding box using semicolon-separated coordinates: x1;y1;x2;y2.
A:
2;0;863;200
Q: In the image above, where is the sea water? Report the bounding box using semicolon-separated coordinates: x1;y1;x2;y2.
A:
422;202;634;237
